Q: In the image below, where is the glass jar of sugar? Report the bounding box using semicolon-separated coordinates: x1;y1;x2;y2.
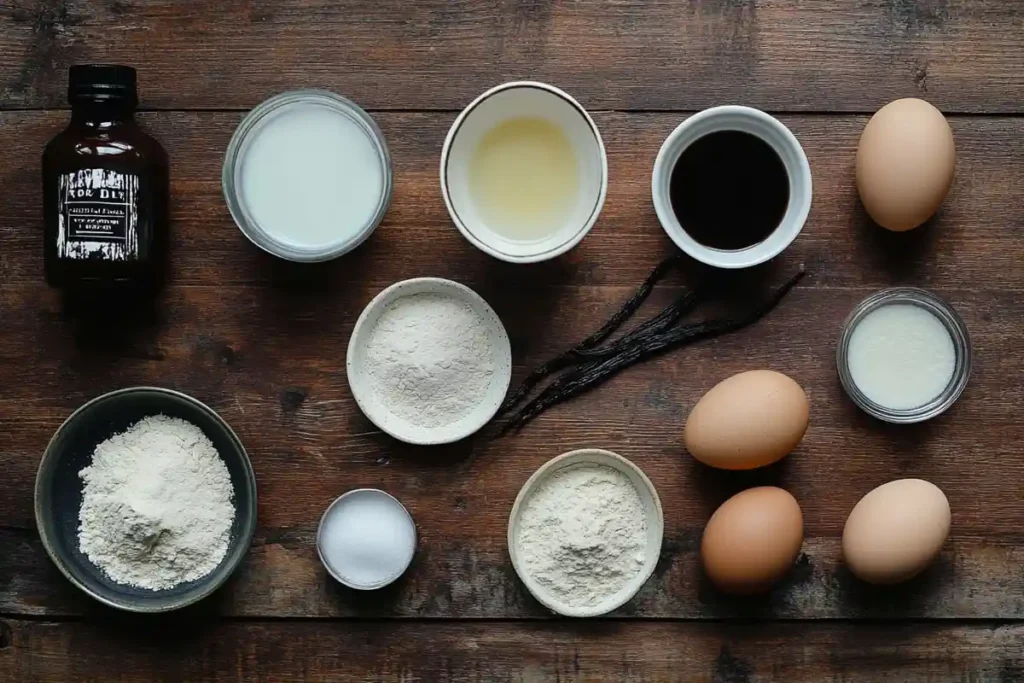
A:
836;287;971;423
222;90;392;262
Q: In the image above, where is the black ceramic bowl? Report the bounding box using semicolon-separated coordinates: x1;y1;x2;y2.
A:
34;387;257;612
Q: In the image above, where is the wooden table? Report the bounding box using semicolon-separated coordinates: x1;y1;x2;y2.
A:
2;1;1023;681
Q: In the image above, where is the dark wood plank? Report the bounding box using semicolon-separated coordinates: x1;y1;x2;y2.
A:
1;282;1022;618
1;1;1023;112
0;112;1022;289
2;618;1022;682
6;530;1024;620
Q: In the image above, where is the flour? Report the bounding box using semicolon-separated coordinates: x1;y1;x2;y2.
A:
364;292;496;427
516;464;647;608
78;415;235;591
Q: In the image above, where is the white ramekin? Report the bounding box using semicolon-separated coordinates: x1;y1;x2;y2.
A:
652;105;812;269
440;81;607;264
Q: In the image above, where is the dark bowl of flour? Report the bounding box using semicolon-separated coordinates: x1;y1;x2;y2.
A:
34;387;257;613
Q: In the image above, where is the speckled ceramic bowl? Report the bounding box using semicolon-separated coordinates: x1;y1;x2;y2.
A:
346;277;512;445
34;387;257;613
507;448;664;617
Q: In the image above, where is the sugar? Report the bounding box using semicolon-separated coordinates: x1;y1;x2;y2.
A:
318;490;416;588
239;102;384;251
847;303;956;410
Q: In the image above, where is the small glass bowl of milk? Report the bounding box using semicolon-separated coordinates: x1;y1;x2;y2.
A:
440;81;607;263
837;287;971;423
223;90;392;262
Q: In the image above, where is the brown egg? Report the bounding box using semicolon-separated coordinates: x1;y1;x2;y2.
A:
842;479;950;585
856;98;956;231
684;370;809;470
701;487;804;595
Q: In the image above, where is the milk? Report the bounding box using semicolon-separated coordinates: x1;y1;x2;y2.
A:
239;103;384;251
847;303;956;410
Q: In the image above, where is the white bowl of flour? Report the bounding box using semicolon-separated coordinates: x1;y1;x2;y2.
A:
347;277;512;445
508;448;664;617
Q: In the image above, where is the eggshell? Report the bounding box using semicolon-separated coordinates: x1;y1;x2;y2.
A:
856;98;956;232
701;487;804;595
842;479;951;585
684;370;809;470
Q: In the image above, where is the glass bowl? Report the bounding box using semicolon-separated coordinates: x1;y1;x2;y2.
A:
836;287;971;423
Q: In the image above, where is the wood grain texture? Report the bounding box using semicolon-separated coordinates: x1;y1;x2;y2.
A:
2;1;1024;679
6;530;1024;620
0;1;1023;112
2;619;1023;682
1;279;1021;617
1;112;1022;289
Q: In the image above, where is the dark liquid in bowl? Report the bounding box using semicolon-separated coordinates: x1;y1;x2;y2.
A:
668;130;790;250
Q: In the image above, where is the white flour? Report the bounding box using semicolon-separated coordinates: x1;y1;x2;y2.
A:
364;292;496;427
78;415;235;590
516;464;647;609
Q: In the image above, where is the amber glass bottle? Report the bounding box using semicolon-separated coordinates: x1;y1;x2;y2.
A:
43;65;169;298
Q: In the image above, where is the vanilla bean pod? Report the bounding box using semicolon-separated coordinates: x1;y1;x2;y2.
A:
496;255;684;417
497;289;702;433
502;269;805;432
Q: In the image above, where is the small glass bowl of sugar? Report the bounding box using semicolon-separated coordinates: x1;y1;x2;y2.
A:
316;489;417;590
836;287;972;423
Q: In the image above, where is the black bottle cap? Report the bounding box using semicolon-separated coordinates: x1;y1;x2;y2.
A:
68;65;138;107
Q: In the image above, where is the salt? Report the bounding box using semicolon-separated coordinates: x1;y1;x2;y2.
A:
847;303;956;410
316;489;417;589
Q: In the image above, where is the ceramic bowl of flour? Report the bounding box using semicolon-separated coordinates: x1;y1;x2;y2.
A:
507;448;664;617
35;387;257;613
347;277;512;445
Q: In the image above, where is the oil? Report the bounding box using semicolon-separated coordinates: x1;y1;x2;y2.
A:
469;117;579;241
668;130;789;250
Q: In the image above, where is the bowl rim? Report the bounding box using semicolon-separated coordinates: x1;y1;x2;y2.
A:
507;448;664;617
346;277;512;445
439;80;608;264
34;386;258;613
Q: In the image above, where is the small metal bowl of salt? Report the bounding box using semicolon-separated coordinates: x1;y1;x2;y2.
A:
508;448;664;618
316;489;417;590
346;277;512;445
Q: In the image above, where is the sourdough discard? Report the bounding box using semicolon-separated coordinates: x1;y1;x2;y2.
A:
365;292;496;428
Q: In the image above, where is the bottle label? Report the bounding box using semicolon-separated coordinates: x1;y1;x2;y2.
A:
57;169;140;260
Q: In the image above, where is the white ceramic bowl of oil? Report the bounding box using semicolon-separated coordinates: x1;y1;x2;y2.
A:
346;277;512;445
507;448;664;617
440;81;608;263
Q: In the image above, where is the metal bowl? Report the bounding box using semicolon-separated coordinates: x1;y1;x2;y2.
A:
34;387;257;612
